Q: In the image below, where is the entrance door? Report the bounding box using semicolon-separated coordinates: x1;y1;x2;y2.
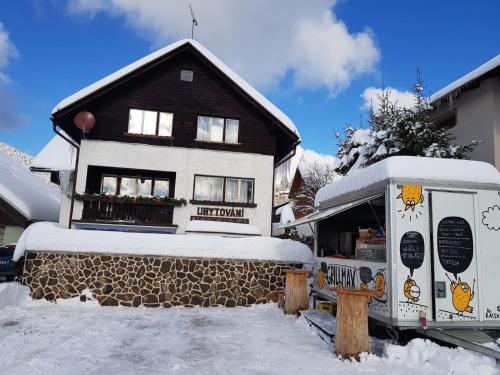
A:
430;191;479;322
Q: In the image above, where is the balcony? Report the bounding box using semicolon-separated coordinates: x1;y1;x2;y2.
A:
79;195;175;226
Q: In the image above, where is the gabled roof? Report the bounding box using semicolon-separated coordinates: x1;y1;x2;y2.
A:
430;54;500;104
52;39;300;139
0;152;61;222
31;135;77;171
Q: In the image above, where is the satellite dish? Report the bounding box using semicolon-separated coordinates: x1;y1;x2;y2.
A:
74;111;96;133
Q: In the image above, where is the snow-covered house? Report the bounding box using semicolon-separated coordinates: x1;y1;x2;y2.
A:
0;152;60;245
431;54;500;169
272;149;338;238
50;39;300;237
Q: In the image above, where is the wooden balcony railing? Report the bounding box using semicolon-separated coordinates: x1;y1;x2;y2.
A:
80;196;175;226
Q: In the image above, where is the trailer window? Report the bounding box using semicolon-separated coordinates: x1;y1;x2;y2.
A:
317;194;386;262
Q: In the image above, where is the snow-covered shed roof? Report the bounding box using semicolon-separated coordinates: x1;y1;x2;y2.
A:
31;135;77;171
0;152;61;222
52;39;299;138
430;54;500;104
13;222;313;263
185;220;261;236
315;156;500;207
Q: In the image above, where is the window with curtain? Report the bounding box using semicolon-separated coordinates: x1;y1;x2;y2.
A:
224;119;239;143
193;176;224;201
101;176;170;197
128;108;173;137
153;179;170;197
120;177;153;197
101;176;118;195
225;178;254;203
193;175;254;204
197;116;224;142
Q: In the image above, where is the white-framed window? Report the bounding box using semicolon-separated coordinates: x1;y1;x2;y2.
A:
193;175;224;202
120;177;153;197
153;179;170;197
224;119;239;144
193;175;254;204
180;69;194;82
128;108;173;137
101;175;118;195
196;116;239;144
225;178;254;204
100;175;170;197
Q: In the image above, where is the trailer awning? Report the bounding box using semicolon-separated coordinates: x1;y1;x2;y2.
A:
281;193;384;229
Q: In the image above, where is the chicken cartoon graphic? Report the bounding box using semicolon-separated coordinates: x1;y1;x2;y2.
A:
397;185;424;211
450;277;475;315
317;270;325;289
373;271;386;299
403;276;421;303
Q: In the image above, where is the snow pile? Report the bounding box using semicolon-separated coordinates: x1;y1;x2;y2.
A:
31;135;77;171
185;220;261;236
275;202;296;228
316;156;500;206
0;283;31;309
14;222;313;264
0;152;61;221
384;338;497;375
52;39;299;138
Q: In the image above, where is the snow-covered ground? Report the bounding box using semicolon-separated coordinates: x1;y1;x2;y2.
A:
0;284;497;375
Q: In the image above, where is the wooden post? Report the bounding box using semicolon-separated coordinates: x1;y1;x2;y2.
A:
330;288;373;360
283;270;308;315
277;289;285;309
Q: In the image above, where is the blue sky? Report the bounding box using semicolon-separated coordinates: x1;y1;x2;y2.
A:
0;0;498;157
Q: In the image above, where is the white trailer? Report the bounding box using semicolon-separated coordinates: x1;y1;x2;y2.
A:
298;156;500;334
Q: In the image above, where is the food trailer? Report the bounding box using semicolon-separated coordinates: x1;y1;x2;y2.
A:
303;156;500;331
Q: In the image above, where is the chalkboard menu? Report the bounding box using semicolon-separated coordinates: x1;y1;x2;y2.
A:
437;216;473;277
400;231;425;276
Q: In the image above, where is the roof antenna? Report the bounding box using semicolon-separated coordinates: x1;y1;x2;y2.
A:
189;3;198;39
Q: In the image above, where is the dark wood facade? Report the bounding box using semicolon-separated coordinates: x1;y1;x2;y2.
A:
52;44;298;162
0;198;28;228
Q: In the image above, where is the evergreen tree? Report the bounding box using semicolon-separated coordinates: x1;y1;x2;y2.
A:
335;71;479;175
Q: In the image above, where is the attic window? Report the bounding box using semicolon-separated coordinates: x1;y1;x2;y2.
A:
180;69;194;82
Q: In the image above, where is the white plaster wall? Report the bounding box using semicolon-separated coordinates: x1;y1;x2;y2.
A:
59;190;73;227
71;140;274;236
434;78;500;168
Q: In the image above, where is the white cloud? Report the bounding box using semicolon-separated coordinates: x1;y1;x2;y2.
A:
66;0;380;94
0;22;18;68
361;86;415;111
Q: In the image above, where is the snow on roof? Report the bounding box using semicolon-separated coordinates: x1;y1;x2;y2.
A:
315;156;500;206
31;135;77;171
185;220;261;236
13;222;313;264
0;152;60;222
275;202;295;228
430;54;500;103
52;39;299;138
296;148;339;177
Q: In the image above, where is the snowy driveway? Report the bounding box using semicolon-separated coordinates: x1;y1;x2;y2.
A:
0;301;497;375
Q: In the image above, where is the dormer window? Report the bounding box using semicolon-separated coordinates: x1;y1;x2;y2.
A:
180;69;194;82
128;108;173;137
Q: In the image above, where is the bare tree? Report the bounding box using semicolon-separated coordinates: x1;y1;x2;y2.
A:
291;162;337;215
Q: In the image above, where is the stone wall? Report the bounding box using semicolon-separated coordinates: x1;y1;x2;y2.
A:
22;251;303;307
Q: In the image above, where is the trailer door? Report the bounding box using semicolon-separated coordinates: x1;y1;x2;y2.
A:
430;191;479;322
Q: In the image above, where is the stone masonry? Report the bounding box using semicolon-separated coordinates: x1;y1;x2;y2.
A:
22;251;303;307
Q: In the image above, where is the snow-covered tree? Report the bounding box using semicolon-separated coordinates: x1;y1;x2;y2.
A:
336;72;479;175
291;161;337;214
